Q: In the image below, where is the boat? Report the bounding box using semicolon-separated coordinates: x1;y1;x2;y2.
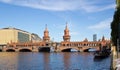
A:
94;46;111;59
94;50;110;58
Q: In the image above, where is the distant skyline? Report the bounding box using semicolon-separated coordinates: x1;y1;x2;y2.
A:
0;0;115;42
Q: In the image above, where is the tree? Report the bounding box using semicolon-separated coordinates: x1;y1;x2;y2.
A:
116;0;120;8
111;0;120;46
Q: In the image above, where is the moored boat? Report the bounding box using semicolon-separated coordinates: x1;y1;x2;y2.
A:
94;46;111;59
94;50;110;59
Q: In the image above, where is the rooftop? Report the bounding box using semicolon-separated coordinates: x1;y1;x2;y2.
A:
1;27;30;34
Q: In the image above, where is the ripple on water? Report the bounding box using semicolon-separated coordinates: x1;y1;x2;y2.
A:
0;52;110;70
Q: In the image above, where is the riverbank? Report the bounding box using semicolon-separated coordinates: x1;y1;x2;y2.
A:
111;46;120;70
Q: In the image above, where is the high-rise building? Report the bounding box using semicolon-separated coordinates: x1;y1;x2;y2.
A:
93;34;97;42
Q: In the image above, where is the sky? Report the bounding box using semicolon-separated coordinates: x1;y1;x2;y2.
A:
0;0;116;42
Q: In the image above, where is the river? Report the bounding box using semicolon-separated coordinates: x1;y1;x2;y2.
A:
0;52;110;70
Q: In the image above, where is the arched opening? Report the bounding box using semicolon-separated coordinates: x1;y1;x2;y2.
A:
63;44;65;46
84;49;89;52
62;48;79;52
71;48;79;52
6;49;15;52
39;47;50;52
84;44;86;46
46;43;49;46
19;49;32;52
89;48;97;52
62;49;71;52
84;48;97;52
0;49;2;52
67;44;69;46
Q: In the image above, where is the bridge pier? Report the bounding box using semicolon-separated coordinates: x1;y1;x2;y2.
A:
2;49;6;52
32;49;39;52
31;46;38;52
54;46;62;52
15;49;19;52
54;49;61;52
2;46;7;52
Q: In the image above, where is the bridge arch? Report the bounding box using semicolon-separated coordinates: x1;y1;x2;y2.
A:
60;47;80;52
83;47;98;52
6;49;15;52
62;48;71;52
38;47;50;52
19;48;32;52
0;49;2;52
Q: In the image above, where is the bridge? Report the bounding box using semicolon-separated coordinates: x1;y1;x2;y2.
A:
0;38;110;52
0;23;111;52
0;41;52;52
55;41;109;52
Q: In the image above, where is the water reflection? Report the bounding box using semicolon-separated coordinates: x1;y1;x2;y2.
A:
43;53;50;70
0;52;110;70
63;52;70;70
0;52;18;70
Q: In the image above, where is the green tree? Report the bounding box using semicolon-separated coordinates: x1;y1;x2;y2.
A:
111;0;120;46
116;0;120;8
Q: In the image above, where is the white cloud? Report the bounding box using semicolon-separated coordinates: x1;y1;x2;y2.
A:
0;0;115;12
83;4;115;12
96;4;115;12
88;18;112;30
0;0;12;3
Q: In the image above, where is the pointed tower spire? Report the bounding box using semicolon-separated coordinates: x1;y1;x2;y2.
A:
43;24;50;42
84;38;88;42
63;22;70;42
101;36;107;47
65;22;68;30
45;24;48;31
102;36;105;41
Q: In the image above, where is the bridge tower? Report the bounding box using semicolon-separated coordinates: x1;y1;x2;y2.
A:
101;36;106;47
102;36;105;41
63;23;70;42
43;24;50;42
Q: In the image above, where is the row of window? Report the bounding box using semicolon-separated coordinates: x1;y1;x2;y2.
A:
61;43;100;47
9;43;50;47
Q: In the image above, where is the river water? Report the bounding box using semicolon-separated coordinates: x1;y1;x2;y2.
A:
0;52;110;70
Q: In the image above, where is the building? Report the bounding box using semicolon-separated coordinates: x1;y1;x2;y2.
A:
31;33;42;42
0;27;41;44
93;34;97;42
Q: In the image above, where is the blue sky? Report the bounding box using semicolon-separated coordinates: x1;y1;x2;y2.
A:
0;0;115;42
